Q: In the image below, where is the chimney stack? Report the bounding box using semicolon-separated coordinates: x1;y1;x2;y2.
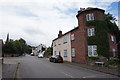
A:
78;8;85;13
58;30;62;38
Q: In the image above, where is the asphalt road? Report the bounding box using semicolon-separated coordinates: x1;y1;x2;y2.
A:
8;55;118;78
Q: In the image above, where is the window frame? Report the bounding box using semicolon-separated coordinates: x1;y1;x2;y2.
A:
71;34;74;41
88;28;95;36
54;42;56;47
64;49;67;57
72;48;75;57
88;45;98;57
112;48;116;57
111;35;114;42
63;37;67;44
86;13;94;21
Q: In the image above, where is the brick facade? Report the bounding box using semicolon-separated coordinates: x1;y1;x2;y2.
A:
70;8;105;63
108;33;118;57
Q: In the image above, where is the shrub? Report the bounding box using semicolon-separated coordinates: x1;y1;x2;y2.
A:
88;56;100;60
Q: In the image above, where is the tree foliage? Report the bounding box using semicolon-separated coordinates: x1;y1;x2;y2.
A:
3;38;32;56
44;47;53;57
104;13;120;43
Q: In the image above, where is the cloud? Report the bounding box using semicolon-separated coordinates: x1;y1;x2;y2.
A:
0;0;119;47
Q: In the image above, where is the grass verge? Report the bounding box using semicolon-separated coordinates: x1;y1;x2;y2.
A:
14;62;20;79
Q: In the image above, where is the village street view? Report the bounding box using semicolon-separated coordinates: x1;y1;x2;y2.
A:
0;0;120;80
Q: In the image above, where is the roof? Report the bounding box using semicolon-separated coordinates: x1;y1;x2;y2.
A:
76;8;105;18
53;26;79;41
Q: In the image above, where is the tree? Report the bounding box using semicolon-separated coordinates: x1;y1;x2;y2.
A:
104;13;120;43
19;38;26;54
13;40;22;55
3;39;16;54
44;47;53;57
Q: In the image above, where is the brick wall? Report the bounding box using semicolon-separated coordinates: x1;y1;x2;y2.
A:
108;33;118;57
71;9;105;63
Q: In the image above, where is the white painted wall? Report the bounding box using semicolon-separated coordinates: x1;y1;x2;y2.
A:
53;33;72;62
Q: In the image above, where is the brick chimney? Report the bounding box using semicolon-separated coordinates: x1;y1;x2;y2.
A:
58;30;62;38
78;8;85;13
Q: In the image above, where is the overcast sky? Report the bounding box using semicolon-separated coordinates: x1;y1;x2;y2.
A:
0;0;119;47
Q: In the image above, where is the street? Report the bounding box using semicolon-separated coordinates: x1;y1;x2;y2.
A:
3;55;119;78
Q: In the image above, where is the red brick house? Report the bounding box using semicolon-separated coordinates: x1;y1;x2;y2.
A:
53;7;118;63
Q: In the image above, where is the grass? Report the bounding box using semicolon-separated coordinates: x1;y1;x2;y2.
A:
14;62;20;79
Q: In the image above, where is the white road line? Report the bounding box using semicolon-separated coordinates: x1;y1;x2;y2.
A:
62;72;73;78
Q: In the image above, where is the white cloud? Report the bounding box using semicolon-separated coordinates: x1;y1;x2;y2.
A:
0;0;119;47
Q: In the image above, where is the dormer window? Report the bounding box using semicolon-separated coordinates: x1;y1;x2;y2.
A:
86;13;94;21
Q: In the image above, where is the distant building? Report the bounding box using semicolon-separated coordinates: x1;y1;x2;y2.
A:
32;44;47;56
53;7;118;63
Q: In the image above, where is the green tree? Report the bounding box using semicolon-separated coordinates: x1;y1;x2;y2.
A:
104;13;120;43
44;47;53;57
13;40;22;55
3;39;16;54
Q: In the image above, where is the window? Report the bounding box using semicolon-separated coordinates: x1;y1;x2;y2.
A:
58;39;61;45
88;45;98;56
72;48;75;57
86;13;94;21
111;35;114;42
63;37;67;43
88;28;95;36
64;49;67;57
71;34;74;41
54;51;56;56
112;48;116;57
54;42;56;47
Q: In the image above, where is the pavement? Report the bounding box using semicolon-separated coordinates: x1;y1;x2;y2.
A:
2;59;18;79
65;61;120;77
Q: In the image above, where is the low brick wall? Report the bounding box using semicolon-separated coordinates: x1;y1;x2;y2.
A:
86;57;108;66
3;53;19;57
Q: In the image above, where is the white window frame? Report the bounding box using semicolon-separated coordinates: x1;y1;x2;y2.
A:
54;51;56;56
54;42;56;46
86;13;94;21
64;49;67;57
88;28;95;36
111;35;114;42
63;37;67;43
112;48;116;57
71;34;74;41
72;48;75;57
88;45;98;56
58;39;61;45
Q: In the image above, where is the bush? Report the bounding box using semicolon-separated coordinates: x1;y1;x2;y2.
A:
88;56;100;60
108;60;118;66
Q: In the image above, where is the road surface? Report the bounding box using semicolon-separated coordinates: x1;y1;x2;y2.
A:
4;55;119;78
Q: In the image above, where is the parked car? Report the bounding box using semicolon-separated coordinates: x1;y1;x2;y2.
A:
49;55;63;63
38;54;43;58
31;53;34;56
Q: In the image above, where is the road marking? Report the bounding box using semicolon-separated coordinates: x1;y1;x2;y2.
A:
62;72;73;78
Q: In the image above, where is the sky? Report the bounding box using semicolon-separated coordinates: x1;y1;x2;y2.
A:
0;0;119;47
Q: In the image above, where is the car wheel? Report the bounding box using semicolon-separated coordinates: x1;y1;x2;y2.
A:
49;59;51;62
53;59;56;63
